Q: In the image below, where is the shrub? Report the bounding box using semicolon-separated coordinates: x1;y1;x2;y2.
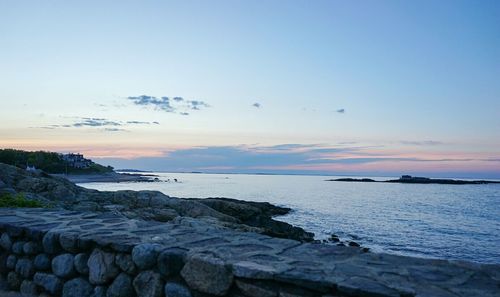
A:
0;193;44;208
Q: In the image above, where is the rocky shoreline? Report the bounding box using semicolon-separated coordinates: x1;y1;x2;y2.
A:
0;163;314;242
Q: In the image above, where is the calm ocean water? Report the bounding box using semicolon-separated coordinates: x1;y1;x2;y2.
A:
80;172;500;264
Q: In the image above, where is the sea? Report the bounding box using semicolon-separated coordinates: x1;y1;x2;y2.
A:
79;172;500;264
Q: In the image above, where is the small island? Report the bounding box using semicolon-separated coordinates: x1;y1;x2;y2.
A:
327;175;500;185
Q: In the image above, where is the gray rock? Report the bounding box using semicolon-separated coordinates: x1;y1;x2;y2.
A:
23;241;41;255
15;258;34;278
0;274;8;291
60;233;79;253
107;273;135;297
181;252;233;296
74;253;90;275
158;248;185;277
6;254;17;269
12;241;26;255
34;254;51;270
0;233;12;251
115;253;136;275
52;253;76;278
92;286;107;297
88;248;119;285
131;243;161;270
42;232;61;254
164;282;192;297
20;280;38;296
33;272;63;295
7;271;21;290
62;277;94;297
133;270;163;297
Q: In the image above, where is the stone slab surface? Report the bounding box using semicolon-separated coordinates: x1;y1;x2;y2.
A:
0;208;499;297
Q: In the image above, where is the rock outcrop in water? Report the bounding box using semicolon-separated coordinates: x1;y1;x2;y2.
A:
0;163;314;242
327;175;500;185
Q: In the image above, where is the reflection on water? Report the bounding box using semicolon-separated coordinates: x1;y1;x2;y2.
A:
81;172;500;264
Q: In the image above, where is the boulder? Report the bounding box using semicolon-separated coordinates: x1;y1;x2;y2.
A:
7;271;21;290
34;254;51;271
92;286;107;297
33;272;63;295
60;233;80;253
12;241;26;255
180;252;233;296
0;233;12;251
158;248;186;277
74;253;90;275
15;258;34;278
52;253;76;278
23;241;41;255
88;248;119;285
115;253;136;275
6;255;17;269
62;277;94;297
164;282;192;297
131;243;161;270
43;232;62;254
107;273;135;297
133;270;163;297
20;280;38;296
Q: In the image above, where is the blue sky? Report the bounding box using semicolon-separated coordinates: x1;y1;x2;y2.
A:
1;1;499;177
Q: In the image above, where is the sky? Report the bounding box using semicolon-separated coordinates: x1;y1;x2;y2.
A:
1;0;499;178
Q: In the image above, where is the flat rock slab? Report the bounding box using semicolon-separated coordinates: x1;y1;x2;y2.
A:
0;208;499;297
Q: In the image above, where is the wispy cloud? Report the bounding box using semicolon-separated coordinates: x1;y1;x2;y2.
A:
33;117;160;132
126;95;210;114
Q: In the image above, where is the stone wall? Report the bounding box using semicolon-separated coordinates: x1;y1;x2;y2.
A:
0;209;498;297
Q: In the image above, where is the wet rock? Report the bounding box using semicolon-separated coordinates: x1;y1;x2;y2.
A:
88;248;119;285
43;232;62;254
15;258;35;278
133;270;163;297
23;241;41;255
33;272;63;295
12;241;26;254
20;280;38;296
7;271;21;290
348;241;360;247
74;253;90;275
107;273;135;297
181;252;233;296
0;233;12;251
132;243;161;270
34;254;51;271
52;253;76;278
164;282;192;297
115;253;136;275
62;277;94;297
157;248;185;277
6;254;17;269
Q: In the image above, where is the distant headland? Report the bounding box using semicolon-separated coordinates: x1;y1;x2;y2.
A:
0;149;153;183
327;175;500;185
